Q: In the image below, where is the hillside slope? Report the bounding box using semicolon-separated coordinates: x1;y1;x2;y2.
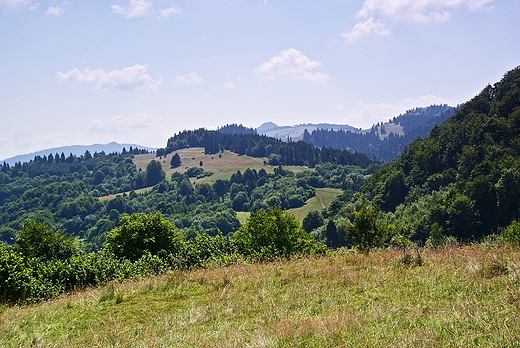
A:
363;66;520;240
303;105;456;162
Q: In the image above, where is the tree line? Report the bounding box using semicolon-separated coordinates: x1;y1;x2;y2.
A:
302;105;456;162
156;128;379;168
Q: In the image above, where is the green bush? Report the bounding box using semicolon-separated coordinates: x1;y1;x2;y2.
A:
14;220;79;262
500;220;520;246
0;243;36;303
104;212;184;261
233;206;325;259
344;195;390;253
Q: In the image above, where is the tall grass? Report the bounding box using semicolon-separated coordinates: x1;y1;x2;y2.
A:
2;246;520;347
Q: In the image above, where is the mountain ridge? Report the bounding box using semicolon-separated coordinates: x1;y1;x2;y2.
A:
1;142;157;166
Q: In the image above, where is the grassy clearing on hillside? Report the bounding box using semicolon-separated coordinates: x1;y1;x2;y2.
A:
235;188;341;224
2;246;520;347
290;187;342;222
133;148;308;186
100;148;308;200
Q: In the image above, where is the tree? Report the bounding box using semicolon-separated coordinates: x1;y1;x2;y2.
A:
213;179;229;200
170;153;181;168
302;210;323;233
232;191;249;211
104;212;184;261
344;195;389;253
326;219;340;248
233;205;324;257
14;220;79;261
146;160;165;187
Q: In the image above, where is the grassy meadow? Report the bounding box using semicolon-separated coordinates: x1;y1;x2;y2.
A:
235;188;342;224
2;246;520;347
100;148;309;202
133;148;308;186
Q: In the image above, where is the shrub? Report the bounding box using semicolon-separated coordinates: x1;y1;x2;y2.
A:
0;243;36;303
233;206;325;259
344;195;389;253
501;220;520;246
104;212;184;261
14;220;79;262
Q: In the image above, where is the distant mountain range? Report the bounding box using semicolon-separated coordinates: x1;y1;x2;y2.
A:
1;142;156;166
256;122;360;140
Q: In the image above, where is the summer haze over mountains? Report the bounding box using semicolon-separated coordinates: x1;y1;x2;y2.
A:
1;0;519;160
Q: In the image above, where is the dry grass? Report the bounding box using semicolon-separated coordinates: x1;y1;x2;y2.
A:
2;246;520;347
133;148;308;186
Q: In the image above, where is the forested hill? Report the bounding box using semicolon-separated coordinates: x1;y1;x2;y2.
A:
156;129;379;169
302;104;456;162
362;66;520;241
217;123;257;135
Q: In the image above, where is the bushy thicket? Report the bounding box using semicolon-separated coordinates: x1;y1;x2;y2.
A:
1;208;323;304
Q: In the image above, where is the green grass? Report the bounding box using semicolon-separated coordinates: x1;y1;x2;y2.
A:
231;188;341;224
3;246;520;347
289;187;342;222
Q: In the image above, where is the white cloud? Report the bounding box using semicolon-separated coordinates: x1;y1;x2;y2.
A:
344;0;494;43
112;0;182;19
174;72;204;85
0;0;32;6
29;3;38;10
111;0;154;18
357;0;494;24
158;5;182;19
253;48;331;83
342;17;390;43
87;113;164;134
45;6;64;16
224;82;235;89
57;64;163;90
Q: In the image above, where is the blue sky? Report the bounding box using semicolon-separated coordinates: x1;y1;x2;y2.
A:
1;0;518;160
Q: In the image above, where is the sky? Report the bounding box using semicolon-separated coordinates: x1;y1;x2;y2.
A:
1;0;519;160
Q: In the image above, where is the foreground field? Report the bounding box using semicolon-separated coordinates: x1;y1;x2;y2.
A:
2;247;520;347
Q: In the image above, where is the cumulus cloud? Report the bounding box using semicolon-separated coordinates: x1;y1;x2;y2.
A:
0;0;32;7
45;6;64;16
111;0;152;18
253;48;331;83
87;113;164;134
344;0;494;43
174;72;204;85
158;5;182;18
56;64;163;90
224;82;235;89
357;0;494;24
342;17;390;43
112;0;182;19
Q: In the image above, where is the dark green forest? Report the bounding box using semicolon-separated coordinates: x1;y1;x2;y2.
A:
360;66;520;241
302;104;456;162
156;127;377;168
